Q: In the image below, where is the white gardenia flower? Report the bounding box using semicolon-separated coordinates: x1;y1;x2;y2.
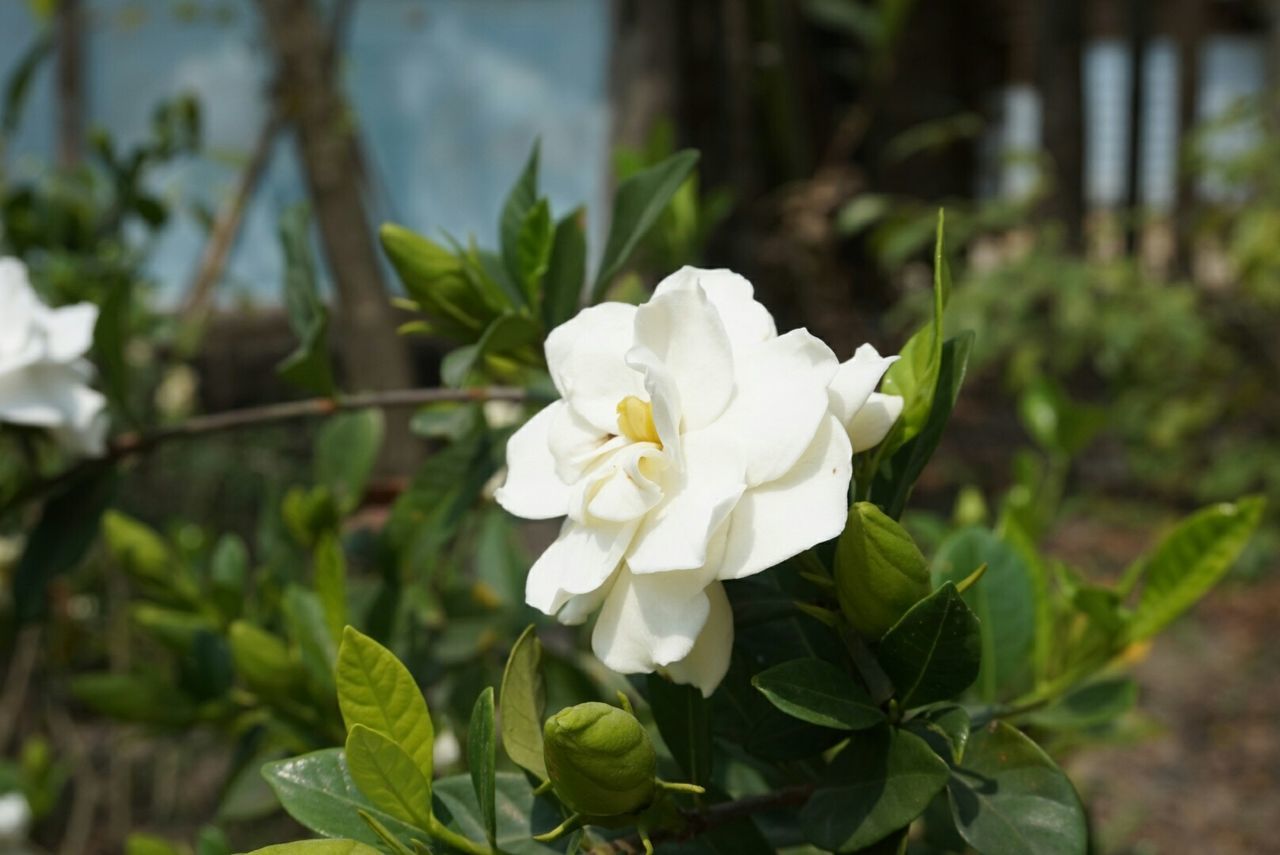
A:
496;267;901;696
0;258;107;455
0;791;32;844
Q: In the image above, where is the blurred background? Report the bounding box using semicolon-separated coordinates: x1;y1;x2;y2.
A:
0;1;1277;853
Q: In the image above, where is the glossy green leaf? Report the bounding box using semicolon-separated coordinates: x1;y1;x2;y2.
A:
336;627;435;777
877;582;982;709
1127;497;1265;641
542;208;586;328
467;687;497;846
345;724;433;829
244;841;383;855
905;704;970;764
14;468;115;622
315;410;384;514
932;527;1036;701
591;149;699;300
751;658;884;731
515;198;554;301
835;501;932;640
313;533;348;643
500;142;541;297
498;625;547;779
261;749;424;848
1025;677;1138;731
873;331;974;518
947;721;1086;855
647;674;712;789
801;725;949;852
433;772;566;855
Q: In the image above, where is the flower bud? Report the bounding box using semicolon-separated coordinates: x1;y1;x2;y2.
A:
542;702;656;816
835;501;931;639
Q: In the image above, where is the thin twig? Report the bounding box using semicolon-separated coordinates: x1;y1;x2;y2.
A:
0;626;41;751
0;386;533;517
589;785;814;854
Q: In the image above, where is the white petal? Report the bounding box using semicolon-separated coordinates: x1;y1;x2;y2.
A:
547;403;627;484
56;383;108;456
631;275;735;430
0;258;40;350
0;367;66;426
717;415;853;581
710;329;839;487
662;581;734;697
525;518;637;615
557;573;618;626
828;344;899;426
578;443;666;524
41;303;98;362
848;392;904;453
625;430;745;573
591;562;717;674
623;344;684;469
545;302;645;433
495;402;572;520
654;267;776;351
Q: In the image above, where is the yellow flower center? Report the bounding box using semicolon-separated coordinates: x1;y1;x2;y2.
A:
616;396;661;447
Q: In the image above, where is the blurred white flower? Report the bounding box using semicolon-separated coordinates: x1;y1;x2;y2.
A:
497;267;900;696
0;258;107;456
433;730;462;768
0;791;32;844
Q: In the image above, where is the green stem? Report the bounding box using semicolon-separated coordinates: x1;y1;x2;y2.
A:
428;816;493;855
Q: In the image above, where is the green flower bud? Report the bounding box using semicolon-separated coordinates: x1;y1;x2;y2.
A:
835;501;931;639
542;702;657;816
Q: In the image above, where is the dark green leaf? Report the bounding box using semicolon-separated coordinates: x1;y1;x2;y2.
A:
209;533;248;621
282;586;339;696
467;686;497;847
277;205;336;396
440;313;540;388
433;772;566;855
647;674;712;789
500;142;541;297
70;672;198;727
2;32;52;136
261;749;424;848
313;532;348;643
542;208;586;328
932;528;1036;701
1127;497;1265;641
905;704;970;764
947;721;1086;855
873;331;974;518
498;625;547;779
515;198;554;302
877;582;982;709
592;150;699;300
1025;678;1138;731
315;410;384;514
14;468;115;622
94;279;134;424
751;658;884;731
801;725;949;852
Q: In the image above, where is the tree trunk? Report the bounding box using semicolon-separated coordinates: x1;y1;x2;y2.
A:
1173;0;1204;274
1124;0;1150;255
55;0;84;170
256;0;417;471
1037;0;1086;251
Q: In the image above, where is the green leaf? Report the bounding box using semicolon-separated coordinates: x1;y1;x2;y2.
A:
346;724;433;829
877;582;982;709
835;501;932;640
70;672;197;727
1127;497;1265;641
262;749;425;848
873;331;974;518
313;533;349;643
282;586;339;696
230;621;302;695
592;149;700;300
467;687;497;847
801;725;949;852
1;31;52;136
498;625;547;779
647;674;712;790
315;410;384;514
932;528;1036;701
14;468;115;622
380;224;496;339
102;510;175;583
751;658;884;731
433;772;566;855
906;704;971;765
947;721;1086;855
336;628;435;778
515;198;554;302
1025;678;1138;731
440;312;541;388
243;842;383;855
94;279;134;424
125;833;185;855
879;210;949;450
500;142;541;297
542;208;586;328
209;533;248;620
277;204;336;396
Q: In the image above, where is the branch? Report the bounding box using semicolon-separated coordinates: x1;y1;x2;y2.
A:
589;785;814;854
1;386;532;517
